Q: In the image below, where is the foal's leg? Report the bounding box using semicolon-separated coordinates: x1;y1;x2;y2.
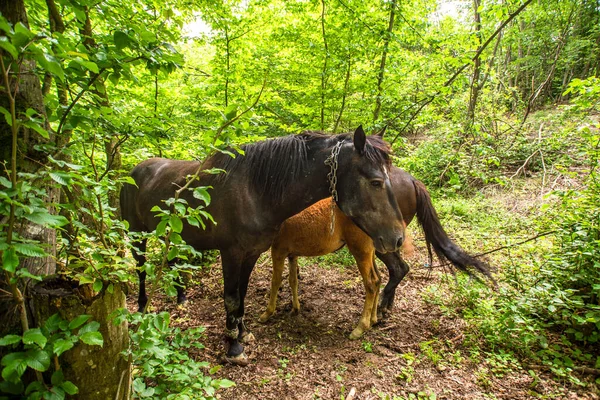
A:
258;248;287;323
133;239;148;312
370;256;381;326
376;250;410;319
348;247;379;340
288;256;300;315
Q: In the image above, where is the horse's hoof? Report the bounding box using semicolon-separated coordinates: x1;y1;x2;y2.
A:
258;312;272;323
240;332;255;344
224;352;249;366
349;328;364;340
177;297;188;306
289;308;299;316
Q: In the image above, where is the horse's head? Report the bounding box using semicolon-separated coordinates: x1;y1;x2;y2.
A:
333;126;405;254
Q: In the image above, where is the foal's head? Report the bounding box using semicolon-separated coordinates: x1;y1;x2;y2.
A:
334;126;405;253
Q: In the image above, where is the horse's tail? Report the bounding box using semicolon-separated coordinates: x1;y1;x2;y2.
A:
412;179;496;286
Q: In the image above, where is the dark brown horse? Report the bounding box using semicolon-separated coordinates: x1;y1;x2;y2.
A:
259;166;495;328
120;127;405;364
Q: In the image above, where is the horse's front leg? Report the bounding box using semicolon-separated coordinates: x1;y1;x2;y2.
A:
221;250;260;365
376;250;410;319
236;253;261;344
221;250;246;364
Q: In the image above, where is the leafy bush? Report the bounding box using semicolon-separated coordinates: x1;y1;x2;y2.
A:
0;314;103;398
427;79;600;383
118;311;234;399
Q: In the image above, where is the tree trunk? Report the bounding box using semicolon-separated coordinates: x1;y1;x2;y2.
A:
0;0;58;335
467;0;482;126
373;0;397;122
30;278;130;400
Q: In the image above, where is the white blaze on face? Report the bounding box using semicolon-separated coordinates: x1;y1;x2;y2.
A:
383;165;390;182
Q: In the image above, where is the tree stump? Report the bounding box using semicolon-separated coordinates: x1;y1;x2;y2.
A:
30;277;130;400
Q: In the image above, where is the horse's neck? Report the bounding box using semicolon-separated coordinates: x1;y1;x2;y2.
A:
267;142;334;224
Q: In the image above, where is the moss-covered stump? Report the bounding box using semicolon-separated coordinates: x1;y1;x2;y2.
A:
30;277;130;400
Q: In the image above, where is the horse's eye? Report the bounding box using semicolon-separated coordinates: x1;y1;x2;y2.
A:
370;180;383;188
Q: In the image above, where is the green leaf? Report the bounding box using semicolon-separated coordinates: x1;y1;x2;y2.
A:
2;247;19;273
1;353;27;383
22;328;47;349
0;36;18;59
193;187;211;206
212;378;235;388
224;104;238;121
167;245;179;261
155;219;168;237
93;279;103;293
45;314;62;332
0;379;24;395
170;215;183;233
0;335;22;346
61;380;78;395
14;243;47;257
0;16;13;34
16;268;43;281
24;348;50;371
114;31;130;50
49;171;73;186
22;121;49;139
23;210;68;227
74;58;99;74
187;216;200;228
78;321;100;334
51;369;65;386
0;107;13;128
80;331;103;347
13;22;32;39
52;339;74;357
68;314;91;330
36;53;65;82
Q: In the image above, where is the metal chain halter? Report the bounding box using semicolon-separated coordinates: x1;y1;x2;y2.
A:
324;140;344;235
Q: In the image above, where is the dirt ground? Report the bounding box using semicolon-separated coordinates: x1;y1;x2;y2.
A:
132;251;599;400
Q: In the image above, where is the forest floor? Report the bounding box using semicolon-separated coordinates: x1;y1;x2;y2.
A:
129;244;598;400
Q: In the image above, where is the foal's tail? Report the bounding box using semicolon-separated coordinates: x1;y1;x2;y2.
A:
412;179;496;286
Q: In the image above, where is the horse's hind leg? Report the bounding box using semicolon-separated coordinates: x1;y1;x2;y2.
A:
376;250;410;319
288;256;300;315
133;239;148;312
258;249;286;323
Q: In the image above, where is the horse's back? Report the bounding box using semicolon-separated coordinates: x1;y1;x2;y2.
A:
121;158;202;233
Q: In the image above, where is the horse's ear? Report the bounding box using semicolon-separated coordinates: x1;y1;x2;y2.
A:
374;125;387;138
353;125;366;155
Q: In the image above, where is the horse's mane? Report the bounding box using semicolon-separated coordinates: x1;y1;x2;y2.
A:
205;131;391;203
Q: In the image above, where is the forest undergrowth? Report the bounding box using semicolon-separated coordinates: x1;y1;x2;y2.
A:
394;107;600;392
